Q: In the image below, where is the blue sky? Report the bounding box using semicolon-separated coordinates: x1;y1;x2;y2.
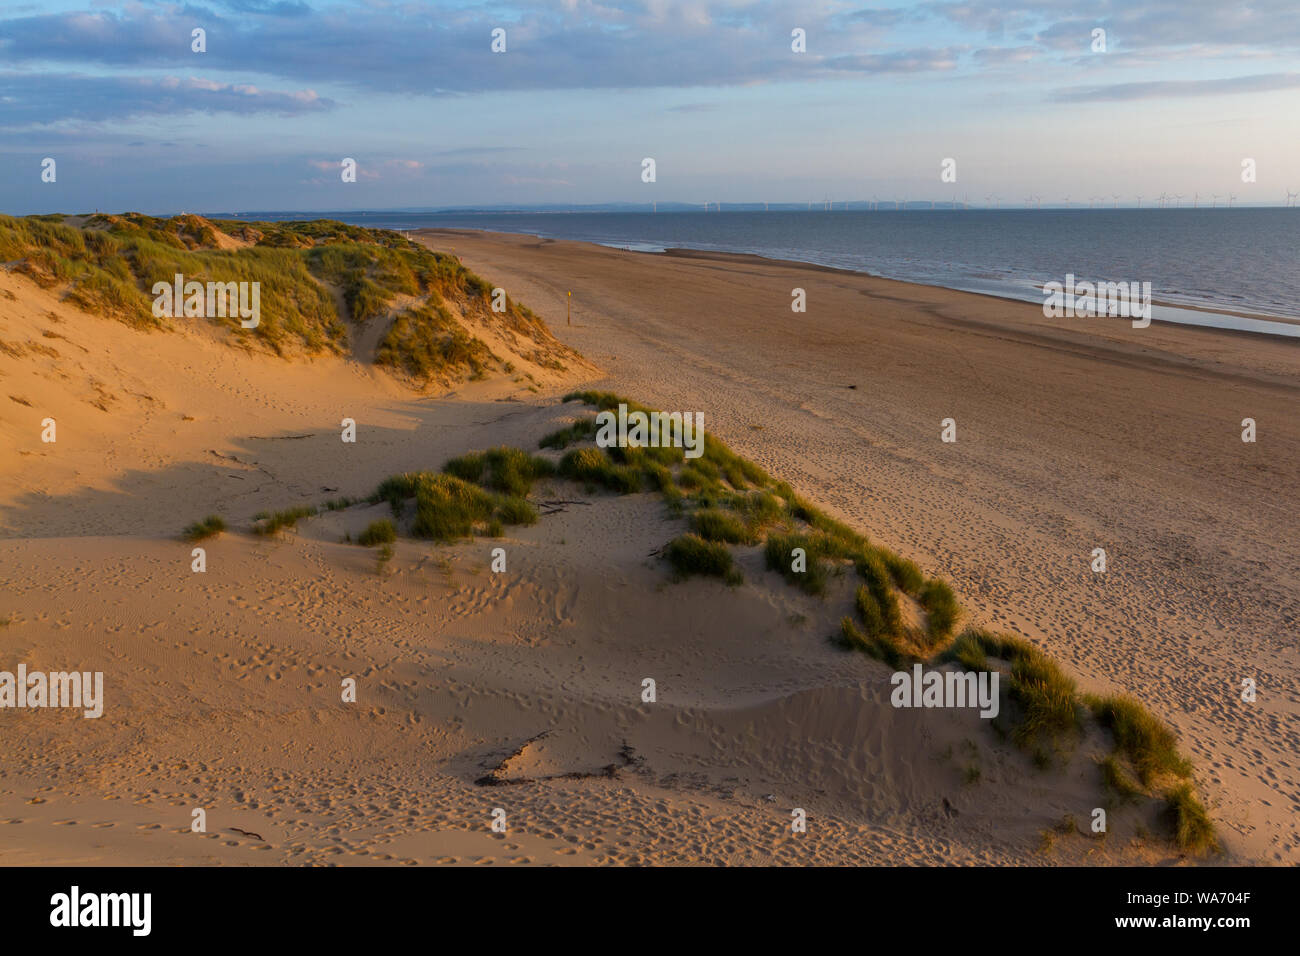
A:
1;0;1298;213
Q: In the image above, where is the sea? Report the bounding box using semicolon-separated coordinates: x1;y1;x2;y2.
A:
212;208;1300;337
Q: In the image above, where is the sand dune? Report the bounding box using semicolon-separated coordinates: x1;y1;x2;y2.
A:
1;227;1293;865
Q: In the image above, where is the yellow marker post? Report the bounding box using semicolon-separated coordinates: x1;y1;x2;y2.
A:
567;290;571;325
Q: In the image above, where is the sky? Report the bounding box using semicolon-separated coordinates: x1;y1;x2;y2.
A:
1;0;1298;214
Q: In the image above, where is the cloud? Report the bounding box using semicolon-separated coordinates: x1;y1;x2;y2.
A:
429;146;528;156
212;0;313;16
0;3;978;97
824;48;964;73
0;72;335;129
1052;71;1300;101
502;174;574;187
972;45;1038;65
927;0;1300;51
0;1;1296;127
842;7;915;28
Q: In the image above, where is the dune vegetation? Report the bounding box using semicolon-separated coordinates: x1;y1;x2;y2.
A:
548;393;1218;855
232;388;1216;857
369;447;553;542
0;212;572;382
181;514;226;542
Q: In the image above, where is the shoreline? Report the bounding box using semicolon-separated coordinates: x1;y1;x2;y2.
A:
408;224;1300;336
654;245;1300;333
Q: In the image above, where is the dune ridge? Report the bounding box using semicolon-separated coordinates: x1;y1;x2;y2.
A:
0;212;587;386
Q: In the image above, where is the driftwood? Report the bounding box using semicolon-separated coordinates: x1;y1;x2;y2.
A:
539;498;591;517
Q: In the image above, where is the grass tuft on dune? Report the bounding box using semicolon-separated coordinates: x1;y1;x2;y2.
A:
252;505;318;536
1085;693;1194;784
369;471;536;542
664;534;743;585
182;514;226;542
1164;783;1221;856
358;519;397;546
444;447;556;497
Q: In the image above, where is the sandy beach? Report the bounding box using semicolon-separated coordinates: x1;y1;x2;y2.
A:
1;225;1296;865
414;229;1300;864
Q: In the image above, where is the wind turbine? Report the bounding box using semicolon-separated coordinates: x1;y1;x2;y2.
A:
1287;189;1298;208
1172;194;1183;208
1136;195;1143;208
1156;192;1167;208
1211;194;1220;208
986;193;999;208
1193;192;1199;208
1228;193;1237;208
1112;194;1120;208
1062;195;1071;208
